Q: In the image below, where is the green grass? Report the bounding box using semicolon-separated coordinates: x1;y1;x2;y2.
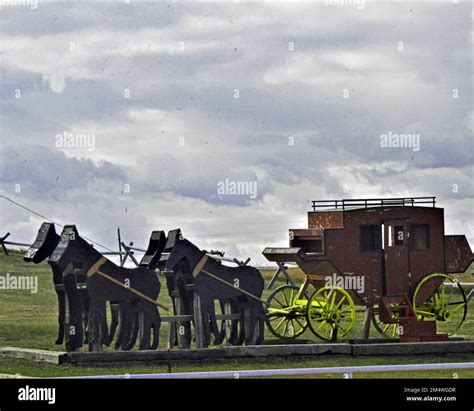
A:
0;251;472;378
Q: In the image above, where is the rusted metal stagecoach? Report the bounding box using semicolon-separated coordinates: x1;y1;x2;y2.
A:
263;197;472;342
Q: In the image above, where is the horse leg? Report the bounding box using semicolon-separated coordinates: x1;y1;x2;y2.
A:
63;274;83;351
166;275;178;347
115;302;131;350
74;271;88;345
243;305;257;345
245;301;265;345
210;303;224;345
211;301;225;345
183;291;193;346
138;304;152;350
55;288;65;345
200;301;212;349
114;304;124;350
232;300;245;346
109;302;120;346
88;300;105;352
52;265;65;345
98;301;110;346
225;300;241;346
150;306;161;350
255;304;266;345
124;304;140;350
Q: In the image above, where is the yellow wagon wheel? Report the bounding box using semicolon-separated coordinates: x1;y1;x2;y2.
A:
371;306;400;339
413;273;467;336
306;287;355;341
266;285;308;340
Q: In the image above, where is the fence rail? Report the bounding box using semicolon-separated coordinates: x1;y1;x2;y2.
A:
0;231;250;266
61;361;474;379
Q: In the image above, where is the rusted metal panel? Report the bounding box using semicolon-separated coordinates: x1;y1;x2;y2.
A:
289;229;322;238
308;211;344;229
301;206;446;305
444;235;473;273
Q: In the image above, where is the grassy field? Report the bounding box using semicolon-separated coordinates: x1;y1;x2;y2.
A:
0;250;472;378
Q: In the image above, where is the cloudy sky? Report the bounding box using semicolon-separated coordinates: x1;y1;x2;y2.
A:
0;0;472;265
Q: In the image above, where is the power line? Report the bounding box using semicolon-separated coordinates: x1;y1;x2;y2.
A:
0;194;58;225
0;194;116;253
0;194;293;249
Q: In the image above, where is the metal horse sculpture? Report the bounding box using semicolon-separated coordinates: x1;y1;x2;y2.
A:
166;238;266;347
23;223;136;351
141;230;243;347
23;223;88;350
49;225;162;352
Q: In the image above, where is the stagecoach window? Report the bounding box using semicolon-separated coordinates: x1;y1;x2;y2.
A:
412;224;430;250
360;225;381;252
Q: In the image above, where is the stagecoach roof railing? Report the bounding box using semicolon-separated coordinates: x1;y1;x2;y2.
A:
311;196;436;211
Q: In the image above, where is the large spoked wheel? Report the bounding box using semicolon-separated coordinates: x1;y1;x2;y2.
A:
266;285;308;340
306;287;355;341
371;306;399;339
413;273;467;336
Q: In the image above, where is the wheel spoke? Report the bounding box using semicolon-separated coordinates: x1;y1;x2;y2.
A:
273;317;286;332
294;317;306;329
272;296;286;308
335;295;347;309
290;289;295;305
315;319;327;331
321;321;332;338
289;319;296;336
449;302;466;313
323;289;329;304
335;322;348;334
329;290;337;310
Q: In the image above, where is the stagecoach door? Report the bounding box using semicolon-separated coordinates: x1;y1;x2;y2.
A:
382;219;410;296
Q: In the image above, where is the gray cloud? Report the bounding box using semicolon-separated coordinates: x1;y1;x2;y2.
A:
0;1;472;264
